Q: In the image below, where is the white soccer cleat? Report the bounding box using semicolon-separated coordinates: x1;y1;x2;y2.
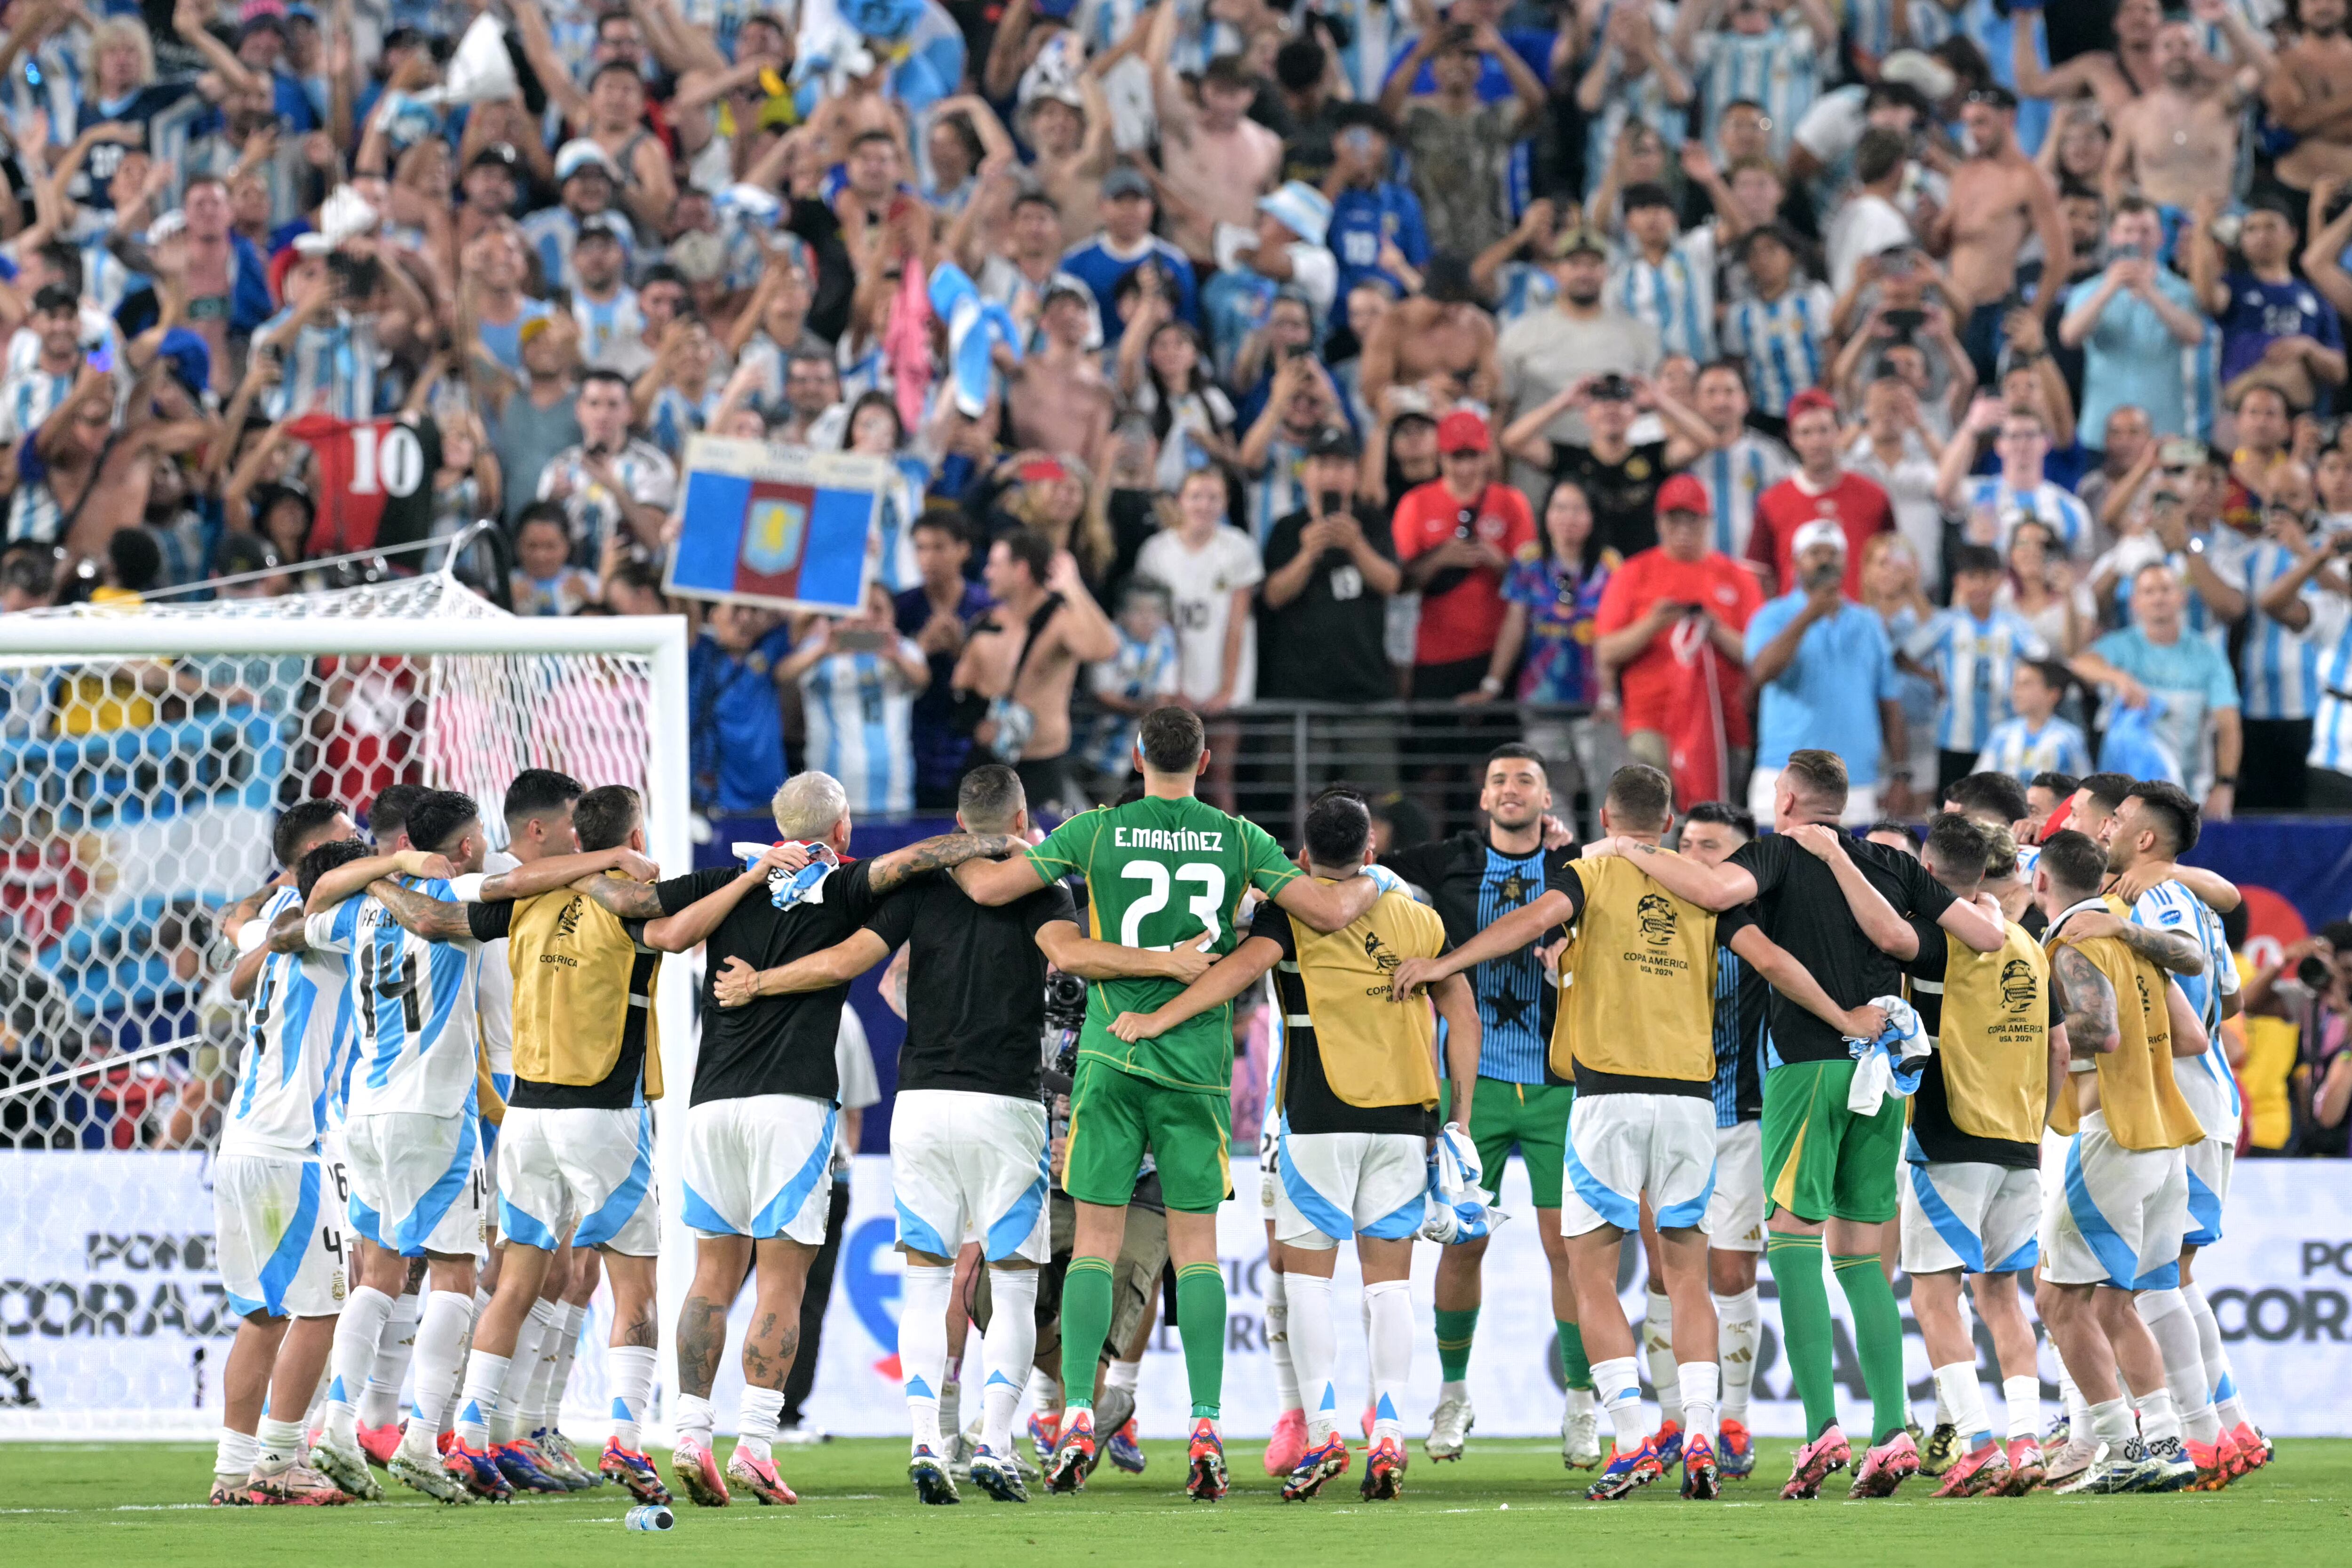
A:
1425;1394;1474;1461
309;1436;384;1501
2054;1439;2155;1496
1562;1401;1602;1470
388;1447;475;1504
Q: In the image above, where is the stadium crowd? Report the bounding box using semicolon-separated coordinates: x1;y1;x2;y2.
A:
0;0;2351;830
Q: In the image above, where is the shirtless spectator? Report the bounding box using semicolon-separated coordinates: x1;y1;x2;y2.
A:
2263;0;2352;197
2101;11;2267;216
2011;0;2242;120
12;363;207;558
1019;72;1115;251
1926;85;2070;387
2187;192;2347;413
951;526;1121;816
1007;284;1115;472
1147;7;1280;271
1357;260;1501;411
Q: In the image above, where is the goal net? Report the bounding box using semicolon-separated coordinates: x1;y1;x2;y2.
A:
0;574;691;1434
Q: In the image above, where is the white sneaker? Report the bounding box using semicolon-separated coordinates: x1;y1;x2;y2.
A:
1425;1394;1475;1461
1562;1401;1602;1470
776;1419;825;1448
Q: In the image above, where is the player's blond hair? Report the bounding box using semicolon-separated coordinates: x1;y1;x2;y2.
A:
772;771;850;842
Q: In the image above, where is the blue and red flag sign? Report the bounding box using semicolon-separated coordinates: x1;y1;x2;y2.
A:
664;436;893;615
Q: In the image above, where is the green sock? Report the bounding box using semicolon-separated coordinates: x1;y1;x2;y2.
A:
1058;1257;1114;1412
1175;1263;1227;1420
1766;1233;1837;1439
1555;1320;1592;1392
1833;1253;1909;1445
1435;1307;1479;1383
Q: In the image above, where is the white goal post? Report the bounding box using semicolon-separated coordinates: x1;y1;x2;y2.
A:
0;596;697;1436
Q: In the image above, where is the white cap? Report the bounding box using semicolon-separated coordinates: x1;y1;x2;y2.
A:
1792;519;1848;559
556;138;617;182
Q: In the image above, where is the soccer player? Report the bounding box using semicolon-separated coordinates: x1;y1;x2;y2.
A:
1888;815;2064;1498
295;789;644;1503
1591;750;2007;1499
2092;783;2258;1486
379;786;729;1507
1109;791;1480;1503
1376;747;1586;1466
211;802;370;1506
574;772;1025;1507
699;764;1207;1504
949;707;1381;1500
1413;766;1889;1501
2033;829;2211;1495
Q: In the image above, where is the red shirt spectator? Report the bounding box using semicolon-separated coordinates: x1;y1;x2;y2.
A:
1747;390;1893;598
1596;476;1764;802
1393;412;1537;680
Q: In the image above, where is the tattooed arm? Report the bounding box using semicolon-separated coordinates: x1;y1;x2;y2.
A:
264;906;310;954
2061;909;2207;976
866;833;1025;896
594;844;810;952
2050;944;2121;1057
303;847;454;914
366;878;476;942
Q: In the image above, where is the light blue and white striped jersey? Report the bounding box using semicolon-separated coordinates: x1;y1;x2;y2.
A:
1722;282;1834;417
0;366;72;444
1956;475;2093;558
1491;261;1556;327
2130;879;2240;1140
304;878;486;1122
797;639;921;815
1248;435;1311;544
2186;524;2258;655
1903;605;2051;751
1692;22;1821;164
644;382;721;462
68;209;135;318
1695;430;1794;558
675;0;763;59
1973;713;2091;782
222;886;355;1160
255;308;382;422
520;205;640;296
2238;540;2324;720
1085;623;1181;777
1898;0;1971;52
5;34;81;148
2304;593;2352;778
571;287;647;372
1611;226;1717;364
1581;5;1691;191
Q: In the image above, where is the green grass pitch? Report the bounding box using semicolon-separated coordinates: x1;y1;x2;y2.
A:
2;1438;2344;1567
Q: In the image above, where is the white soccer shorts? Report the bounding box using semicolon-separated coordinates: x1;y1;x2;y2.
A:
342;1109;484;1259
1561;1092;1717;1239
1707;1119;1764;1252
890;1089;1050;1263
2184;1134;2233;1249
498;1103;660;1257
2040;1113;2189;1290
1899;1158;2041;1275
683;1093;837;1244
215;1152;346;1318
480;1073;512;1216
1273;1126;1427;1248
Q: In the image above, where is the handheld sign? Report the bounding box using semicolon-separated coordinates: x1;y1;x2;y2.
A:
664;435;893;615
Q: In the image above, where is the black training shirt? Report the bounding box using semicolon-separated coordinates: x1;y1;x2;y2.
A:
866;870;1075;1100
657;858;881;1105
1727;830;1957;1065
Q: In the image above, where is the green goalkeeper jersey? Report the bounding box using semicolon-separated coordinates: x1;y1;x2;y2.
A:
1024;794;1299;1096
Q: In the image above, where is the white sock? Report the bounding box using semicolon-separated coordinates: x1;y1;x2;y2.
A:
1438;1377;1469;1403
215;1425;260;1479
2060;1365;2090;1440
2003;1374;2040;1441
255;1414;306;1472
518;1305;562;1435
1365;1279;1412;1443
492;1308;552;1444
1642;1289;1680;1417
540;1304;586;1434
1026;1369;1060;1417
455;1349;509;1449
2184;1283;2249;1431
2089;1396;2135;1447
326;1285;394;1448
2136;1387;2182;1446
1593;1355;1645;1452
1933;1361;1992;1449
739;1392;786;1467
1265;1271;1301;1416
1287;1271;1338;1447
898;1263;954;1449
982;1267;1040;1454
1713;1288;1758;1423
360;1289;420;1429
1677;1360;1720;1446
2138;1287;2219;1444
1104;1356;1139;1393
399;1290;476;1458
1566;1385;1595;1417
607;1344;658;1452
673;1392;716;1447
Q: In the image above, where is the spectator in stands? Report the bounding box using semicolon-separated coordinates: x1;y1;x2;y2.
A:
780;585;931;816
1259;427;1400;708
1748;388;1894;596
897;514;989;811
2072;561;2243;817
688;604;792;817
1498;228;1662;455
1137;467;1264;811
2253;524;2352;811
1901;542;2052;797
1082;580;1181;802
1382;20;1548;261
1500;371;1714;559
1976;659;2093;785
2058;199;2208;446
2241;924;2352;1157
1937;396;2094;558
1744;520;1911;821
